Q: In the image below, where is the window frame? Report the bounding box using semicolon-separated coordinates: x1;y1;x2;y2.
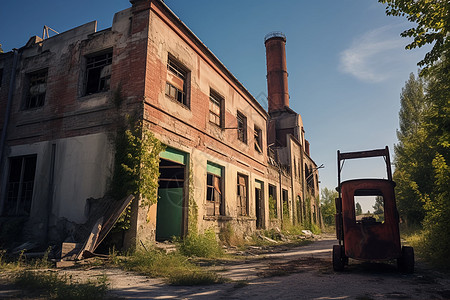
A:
166;56;190;108
209;89;224;128
237;173;249;216
268;184;277;219
84;50;113;96
3;155;37;216
23;69;48;110
254;125;263;153
206;162;225;216
237;111;247;143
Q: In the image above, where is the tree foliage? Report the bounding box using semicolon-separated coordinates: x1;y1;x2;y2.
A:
111;121;165;224
320;187;338;226
381;0;450;267
355;202;362;216
394;73;429;226
378;0;449;72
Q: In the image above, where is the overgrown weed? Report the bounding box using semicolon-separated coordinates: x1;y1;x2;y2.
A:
177;229;224;258
119;246;223;285
14;270;109;300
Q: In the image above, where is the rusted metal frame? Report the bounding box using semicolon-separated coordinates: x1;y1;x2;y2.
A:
337;146;392;183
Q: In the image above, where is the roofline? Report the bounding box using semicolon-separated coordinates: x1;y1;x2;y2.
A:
152;0;267;117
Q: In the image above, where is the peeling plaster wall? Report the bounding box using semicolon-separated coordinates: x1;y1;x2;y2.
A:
1;133;113;241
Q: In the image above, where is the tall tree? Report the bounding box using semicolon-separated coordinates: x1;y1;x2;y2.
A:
394;73;429;226
378;0;449;73
355;202;362;216
320;187;338;226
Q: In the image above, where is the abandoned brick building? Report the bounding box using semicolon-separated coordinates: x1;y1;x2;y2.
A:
0;0;321;249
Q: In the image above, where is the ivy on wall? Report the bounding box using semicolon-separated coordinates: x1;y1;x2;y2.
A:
111;120;165;227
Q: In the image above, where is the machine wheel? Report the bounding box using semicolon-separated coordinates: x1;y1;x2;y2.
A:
333;245;345;271
397;246;414;273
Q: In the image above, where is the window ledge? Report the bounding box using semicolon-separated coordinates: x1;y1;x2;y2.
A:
203;215;232;221
79;90;111;101
165;94;190;110
236;216;256;221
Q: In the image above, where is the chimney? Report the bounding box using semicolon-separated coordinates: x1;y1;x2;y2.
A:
265;32;289;113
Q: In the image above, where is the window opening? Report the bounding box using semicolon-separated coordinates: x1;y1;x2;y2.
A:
85;52;112;95
268;184;277;218
25;69;47;109
209;90;223;127
254;125;262;152
282;189;289;219
4;155;37;216
237;112;247;143
237;174;248;216
354;189;385;224
166;57;188;107
206;162;224;216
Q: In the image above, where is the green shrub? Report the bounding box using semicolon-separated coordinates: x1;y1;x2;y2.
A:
178;229;224;258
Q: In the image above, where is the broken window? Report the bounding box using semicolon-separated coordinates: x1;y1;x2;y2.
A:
166;56;189;107
4;155;37;216
282;189;289;219
237;111;247;143
209;89;223;127
237;174;248;216
85;51;112;95
354;189;385;223
294;158;297;178
206;162;224;216
24;69;47;109
268;184;277;219
254;125;262;153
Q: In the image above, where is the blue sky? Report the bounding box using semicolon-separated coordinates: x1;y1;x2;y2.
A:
0;1;430;192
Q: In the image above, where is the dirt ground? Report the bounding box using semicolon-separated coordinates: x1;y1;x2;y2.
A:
2;235;450;299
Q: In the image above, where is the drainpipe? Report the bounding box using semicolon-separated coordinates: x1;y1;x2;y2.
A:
0;49;20;188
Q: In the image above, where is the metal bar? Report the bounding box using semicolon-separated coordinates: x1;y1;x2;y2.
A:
338;149;388;160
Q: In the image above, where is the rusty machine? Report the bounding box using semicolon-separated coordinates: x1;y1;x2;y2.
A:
333;146;414;273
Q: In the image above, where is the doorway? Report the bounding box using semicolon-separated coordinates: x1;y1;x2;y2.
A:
255;180;264;229
156;148;187;241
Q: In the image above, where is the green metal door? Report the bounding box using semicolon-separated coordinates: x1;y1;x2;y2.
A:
156;187;183;241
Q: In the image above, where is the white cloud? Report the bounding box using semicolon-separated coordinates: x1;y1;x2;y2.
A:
339;25;412;83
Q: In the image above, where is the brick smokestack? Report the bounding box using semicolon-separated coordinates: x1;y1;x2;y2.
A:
265;32;289;113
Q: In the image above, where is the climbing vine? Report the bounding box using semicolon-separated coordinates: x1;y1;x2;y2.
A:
111;120;165;226
187;164;198;234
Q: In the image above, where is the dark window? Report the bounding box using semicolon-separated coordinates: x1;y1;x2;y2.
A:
254;125;262;152
206;162;224;216
294;158;297;178
85;51;112;95
4;155;37;216
282;189;289;219
237;112;247;143
24;69;47;109
166;57;189;107
269;184;277;219
237;174;248;216
209;89;223;127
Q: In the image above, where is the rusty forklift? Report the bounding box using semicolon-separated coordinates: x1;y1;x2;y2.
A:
333;146;414;273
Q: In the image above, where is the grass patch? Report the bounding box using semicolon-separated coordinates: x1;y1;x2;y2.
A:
118;247;224;285
13;270;109;300
0;247;52;271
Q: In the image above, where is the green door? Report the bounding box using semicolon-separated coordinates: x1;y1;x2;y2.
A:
156;187;183;241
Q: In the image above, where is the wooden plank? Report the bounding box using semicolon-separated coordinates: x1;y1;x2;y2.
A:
93;194;135;251
77;217;103;260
